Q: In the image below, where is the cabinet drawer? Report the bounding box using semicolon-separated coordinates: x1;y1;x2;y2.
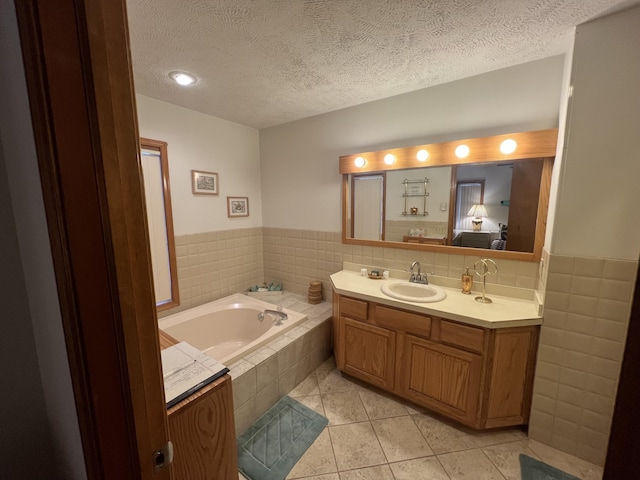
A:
374;304;431;339
340;296;368;321
439;320;485;354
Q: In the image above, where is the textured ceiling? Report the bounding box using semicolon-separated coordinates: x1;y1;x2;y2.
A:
127;0;640;129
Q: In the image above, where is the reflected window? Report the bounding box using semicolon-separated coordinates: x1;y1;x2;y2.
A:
455;181;484;231
140;138;179;310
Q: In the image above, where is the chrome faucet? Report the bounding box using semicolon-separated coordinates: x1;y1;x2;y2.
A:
258;309;288;326
408;261;429;284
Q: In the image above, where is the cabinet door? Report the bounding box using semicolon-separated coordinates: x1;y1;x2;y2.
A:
341;317;396;390
168;378;238;480
398;334;482;425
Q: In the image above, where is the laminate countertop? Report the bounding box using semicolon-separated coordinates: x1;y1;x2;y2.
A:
330;269;542;329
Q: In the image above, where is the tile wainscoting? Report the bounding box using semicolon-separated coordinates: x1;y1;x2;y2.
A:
159;228;265;317
163;226;543;318
160;227;639;466
530;249;638;465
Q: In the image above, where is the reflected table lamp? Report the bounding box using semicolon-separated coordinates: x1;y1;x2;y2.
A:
467;204;487;231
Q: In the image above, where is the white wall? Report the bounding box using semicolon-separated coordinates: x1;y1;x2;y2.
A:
550;7;640;260
260;55;565;231
0;2;85;478
136;95;262;235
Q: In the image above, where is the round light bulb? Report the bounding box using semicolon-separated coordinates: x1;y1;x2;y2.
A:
384;153;396;165
354;156;366;168
455;144;470;158
500;139;517;154
169;71;197;86
416;149;429;162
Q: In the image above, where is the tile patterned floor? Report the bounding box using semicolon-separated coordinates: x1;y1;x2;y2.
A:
240;356;604;480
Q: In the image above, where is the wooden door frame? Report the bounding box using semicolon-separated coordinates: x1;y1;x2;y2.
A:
15;1;171;478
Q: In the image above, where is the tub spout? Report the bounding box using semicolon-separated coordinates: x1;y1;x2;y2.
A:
258;309;288;326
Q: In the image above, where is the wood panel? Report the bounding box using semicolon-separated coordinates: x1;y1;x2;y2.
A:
399;335;482;424
439;320;485;353
486;330;533;420
532;157;554;261
168;379;238;480
339;129;558;174
333;291;342;368
506;158;544;253
15;1;171;478
339;296;368;321
374;304;432;338
342;317;396;389
161;330;238;479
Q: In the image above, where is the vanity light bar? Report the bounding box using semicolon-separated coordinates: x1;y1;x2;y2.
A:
339;128;558;174
455;144;470;158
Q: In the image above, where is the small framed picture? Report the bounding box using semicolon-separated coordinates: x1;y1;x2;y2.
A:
191;170;219;195
227;196;249;217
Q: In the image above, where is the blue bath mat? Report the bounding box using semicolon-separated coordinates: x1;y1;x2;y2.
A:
237;396;328;480
520;454;581;480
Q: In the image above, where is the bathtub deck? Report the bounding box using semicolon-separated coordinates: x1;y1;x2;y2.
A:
225;291;334;436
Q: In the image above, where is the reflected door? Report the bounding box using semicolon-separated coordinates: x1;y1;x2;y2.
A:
352;174;385;240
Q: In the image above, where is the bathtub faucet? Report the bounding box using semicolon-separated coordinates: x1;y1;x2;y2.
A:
258;309;288;326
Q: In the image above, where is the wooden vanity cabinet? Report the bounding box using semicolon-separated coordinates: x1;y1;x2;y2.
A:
159;331;238;480
397;333;483;425
336;296;396;389
334;294;539;429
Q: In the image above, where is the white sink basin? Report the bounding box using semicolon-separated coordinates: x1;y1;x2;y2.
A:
380;281;447;303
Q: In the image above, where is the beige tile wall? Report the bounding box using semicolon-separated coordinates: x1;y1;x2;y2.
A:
529;249;638;466
162;226;639;466
159;227;264;317
262;227;540;299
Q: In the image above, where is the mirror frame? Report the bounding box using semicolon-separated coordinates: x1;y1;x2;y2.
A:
340;128;557;262
140;137;180;310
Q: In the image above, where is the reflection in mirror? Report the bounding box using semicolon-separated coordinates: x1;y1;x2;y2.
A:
140;138;179;310
351;173;385;240
385;167;451;244
340;129;557;261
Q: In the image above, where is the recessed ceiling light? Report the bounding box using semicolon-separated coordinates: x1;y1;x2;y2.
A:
169;71;197;86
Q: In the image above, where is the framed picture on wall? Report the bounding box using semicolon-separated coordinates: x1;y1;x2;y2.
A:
191;170;219;195
227;196;249;217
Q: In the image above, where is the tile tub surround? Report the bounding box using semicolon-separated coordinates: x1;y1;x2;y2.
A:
229;292;334;436
529;250;638;466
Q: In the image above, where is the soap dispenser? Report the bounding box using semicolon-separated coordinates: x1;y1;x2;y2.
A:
461;266;473;294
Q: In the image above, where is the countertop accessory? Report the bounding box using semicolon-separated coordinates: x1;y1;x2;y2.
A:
473;258;497;303
308;280;322;304
461;266;473;294
368;270;383;279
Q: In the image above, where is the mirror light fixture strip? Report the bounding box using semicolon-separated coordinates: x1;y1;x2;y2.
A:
339;128;558;174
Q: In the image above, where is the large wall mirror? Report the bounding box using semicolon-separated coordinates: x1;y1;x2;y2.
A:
341;129;557;262
140;138;180;310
